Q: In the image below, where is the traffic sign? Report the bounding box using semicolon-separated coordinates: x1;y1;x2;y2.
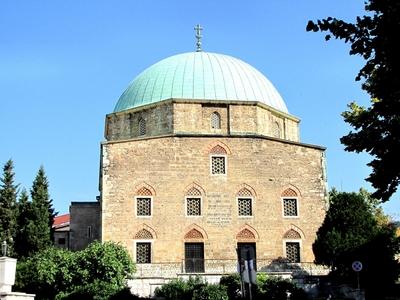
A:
352;261;363;272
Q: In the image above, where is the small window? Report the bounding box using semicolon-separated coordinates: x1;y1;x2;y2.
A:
136;242;151;263
136;197;152;216
211;155;226;175
186;197;201;216
283;198;298;217
58;238;66;245
87;226;92;238
138;118;146;136
286;242;300;263
211;112;221;129
273;121;281;138
238;198;252;216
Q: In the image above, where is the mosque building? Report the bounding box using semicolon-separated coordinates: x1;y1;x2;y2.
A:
98;26;328;292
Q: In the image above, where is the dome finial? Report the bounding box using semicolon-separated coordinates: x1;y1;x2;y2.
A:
194;24;203;52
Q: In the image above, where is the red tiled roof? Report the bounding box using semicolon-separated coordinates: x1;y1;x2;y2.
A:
53;214;70;228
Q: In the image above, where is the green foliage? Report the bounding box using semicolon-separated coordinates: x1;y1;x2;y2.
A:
155;276;228;300
0;159;18;255
29;166;57;254
192;284;228;300
14;189;34;258
219;273;241;300
219;273;307;300
313;189;379;267
255;276;307;300
307;0;400;202
15;241;135;300
313;189;400;298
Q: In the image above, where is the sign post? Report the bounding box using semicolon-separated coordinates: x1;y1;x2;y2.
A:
351;261;363;291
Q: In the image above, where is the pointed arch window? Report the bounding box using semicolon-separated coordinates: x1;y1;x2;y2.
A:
135;229;154;264
273;121;281;138
237;187;254;217
210;112;221;129
283;229;302;263
185;187;202;217
209;145;228;175
135;187;153;217
281;188;299;217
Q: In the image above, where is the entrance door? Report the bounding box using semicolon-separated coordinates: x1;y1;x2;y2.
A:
237;242;257;271
185;243;204;273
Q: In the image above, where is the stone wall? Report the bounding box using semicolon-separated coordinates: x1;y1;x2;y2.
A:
105;99;300;142
100;134;326;264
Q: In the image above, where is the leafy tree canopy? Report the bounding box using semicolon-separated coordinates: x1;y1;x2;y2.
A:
307;0;400;202
15;241;136;300
313;189;400;298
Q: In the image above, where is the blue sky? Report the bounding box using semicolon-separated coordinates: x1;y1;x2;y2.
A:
1;0;398;219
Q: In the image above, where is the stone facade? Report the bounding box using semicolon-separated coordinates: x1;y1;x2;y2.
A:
100;100;327;273
105;100;300;142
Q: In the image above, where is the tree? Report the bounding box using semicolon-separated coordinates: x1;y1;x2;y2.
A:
14;189;33;258
15;242;136;300
29;166;57;254
306;0;400;202
313;189;400;298
0;159;18;255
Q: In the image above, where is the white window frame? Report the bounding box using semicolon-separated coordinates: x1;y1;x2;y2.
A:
135;196;153;218
237;197;254;218
210;154;227;176
134;240;153;264
185;196;203;217
281;197;299;218
283;239;302;263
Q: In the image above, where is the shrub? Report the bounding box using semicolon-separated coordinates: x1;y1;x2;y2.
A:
257;276;307;300
193;284;228;300
15;241;135;300
219;273;241;300
155;276;229;300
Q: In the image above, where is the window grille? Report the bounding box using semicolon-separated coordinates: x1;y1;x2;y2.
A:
138;118;146;136
283;198;298;217
185;243;204;273
211;156;226;174
238;198;252;216
211;112;221;129
186;198;201;216
286;242;300;263
137;197;151;216
136;242;151;263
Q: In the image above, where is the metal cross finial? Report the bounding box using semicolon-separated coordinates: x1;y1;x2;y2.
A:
194;24;203;52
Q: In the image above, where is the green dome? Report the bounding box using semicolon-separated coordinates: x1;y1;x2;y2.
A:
114;52;288;113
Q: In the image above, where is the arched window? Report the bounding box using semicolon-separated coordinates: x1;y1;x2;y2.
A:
209;144;228;175
281;188;299;217
237;188;254;217
138;118;146;136
135;186;153;217
185;187;202;217
134;229;153;264
283;229;302;263
210;112;221;129
273;121;281;138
